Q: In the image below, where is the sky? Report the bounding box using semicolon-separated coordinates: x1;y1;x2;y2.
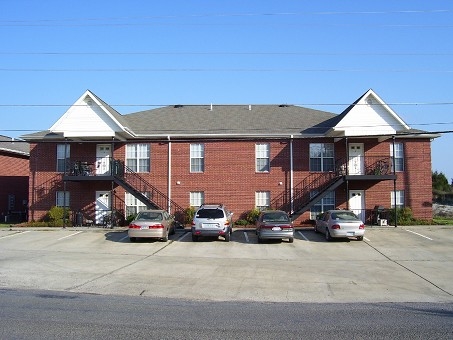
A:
1;1;452;180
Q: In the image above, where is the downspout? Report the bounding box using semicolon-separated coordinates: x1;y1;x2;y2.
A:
392;136;397;228
167;136;172;214
290;135;294;215
63;138;68;229
345;137;349;210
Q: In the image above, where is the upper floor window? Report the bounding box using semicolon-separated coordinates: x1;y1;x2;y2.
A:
190;144;205;173
126;144;150;173
56;144;70;172
310;143;334;172
256;143;270;172
390;143;404;172
255;191;270;210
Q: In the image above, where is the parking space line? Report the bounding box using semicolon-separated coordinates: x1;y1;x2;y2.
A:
243;232;250;243
405;229;433;241
119;235;129;242
297;231;309;241
57;231;84;241
0;230;31;239
364;237;371;242
177;232;190;241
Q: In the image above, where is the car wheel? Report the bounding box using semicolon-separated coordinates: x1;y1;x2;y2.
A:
288;237;294;243
161;230;169;242
357;236;364;241
191;234;198;242
129;237;136;243
325;229;332;242
224;231;230;242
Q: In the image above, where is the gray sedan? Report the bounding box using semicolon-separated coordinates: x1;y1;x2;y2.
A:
256;210;294;243
128;210;176;242
315;210;365;241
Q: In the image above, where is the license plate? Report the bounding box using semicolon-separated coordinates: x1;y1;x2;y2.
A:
272;227;282;231
347;231;355;236
141;226;148;230
202;223;219;228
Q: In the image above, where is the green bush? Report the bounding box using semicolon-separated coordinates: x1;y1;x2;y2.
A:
185;206;196;225
235;219;249;226
47;206;71;227
246;208;261;225
388;207;414;225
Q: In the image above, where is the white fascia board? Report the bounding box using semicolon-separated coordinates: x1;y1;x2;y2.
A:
365;90;410;130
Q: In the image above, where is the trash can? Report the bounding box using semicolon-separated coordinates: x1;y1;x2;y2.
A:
76;211;83;226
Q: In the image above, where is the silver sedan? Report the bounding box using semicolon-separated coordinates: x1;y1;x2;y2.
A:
128;209;176;242
256;210;294;243
315;210;365;241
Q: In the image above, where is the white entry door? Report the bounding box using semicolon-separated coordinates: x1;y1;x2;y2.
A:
349;190;365;221
96;144;112;176
348;143;364;175
95;191;110;225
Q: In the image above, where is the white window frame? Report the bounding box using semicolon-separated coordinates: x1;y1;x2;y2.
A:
190;191;205;207
310;191;335;219
126;144;150;173
255;191;270;210
390;142;404;172
391;190;405;208
125;192;149;217
255;143;270;172
56;144;70;173
56;191;70;207
190;144;205;173
309;143;334;172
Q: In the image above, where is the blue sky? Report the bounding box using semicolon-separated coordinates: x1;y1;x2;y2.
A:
1;1;452;180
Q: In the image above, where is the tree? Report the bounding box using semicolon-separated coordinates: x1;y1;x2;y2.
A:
432;171;451;193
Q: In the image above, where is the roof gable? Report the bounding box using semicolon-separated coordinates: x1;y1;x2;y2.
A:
49;90;130;139
328;89;410;137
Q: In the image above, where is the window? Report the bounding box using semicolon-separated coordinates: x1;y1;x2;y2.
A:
190;191;205;207
190;144;205;173
56;144;70;172
256;143;270;172
310;143;334;172
255;191;270;210
125;192;149;217
390;143;404;172
310;191;335;219
126;144;150;173
391;190;405;208
56;191;70;207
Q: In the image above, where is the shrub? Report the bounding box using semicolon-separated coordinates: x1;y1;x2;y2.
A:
235;219;249;226
388;207;414;225
184;206;196;225
246;208;261;225
47;206;71;227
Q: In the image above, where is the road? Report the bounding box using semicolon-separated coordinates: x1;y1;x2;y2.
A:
1;288;452;339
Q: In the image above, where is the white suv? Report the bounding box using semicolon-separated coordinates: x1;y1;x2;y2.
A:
191;204;233;242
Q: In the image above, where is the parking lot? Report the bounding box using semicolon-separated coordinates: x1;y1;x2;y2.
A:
1;225;452;303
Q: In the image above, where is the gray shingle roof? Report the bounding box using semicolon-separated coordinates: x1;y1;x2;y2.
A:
124;104;336;137
0;135;29;156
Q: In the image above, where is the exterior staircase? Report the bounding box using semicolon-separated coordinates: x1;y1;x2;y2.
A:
111;160;186;222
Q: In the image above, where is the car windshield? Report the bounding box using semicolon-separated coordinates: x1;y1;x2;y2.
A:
262;212;289;222
331;211;359;221
196;209;224;219
137;212;162;221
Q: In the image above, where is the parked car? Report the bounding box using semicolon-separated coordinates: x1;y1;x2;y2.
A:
256;210;294;243
191;204;233;242
128;209;176;242
315;210;365;241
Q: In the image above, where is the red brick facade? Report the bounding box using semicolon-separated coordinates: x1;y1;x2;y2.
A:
27;137;433;225
0;150;29;222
